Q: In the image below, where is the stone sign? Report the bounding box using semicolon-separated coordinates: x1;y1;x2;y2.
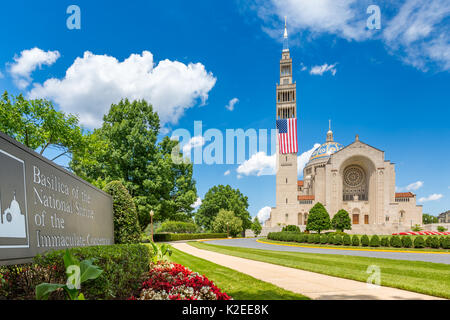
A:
0;131;114;265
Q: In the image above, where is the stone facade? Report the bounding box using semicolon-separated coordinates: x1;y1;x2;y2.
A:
266;30;423;235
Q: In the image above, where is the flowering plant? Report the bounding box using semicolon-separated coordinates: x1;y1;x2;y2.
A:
130;262;231;300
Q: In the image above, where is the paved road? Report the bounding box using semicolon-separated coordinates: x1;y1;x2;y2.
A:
204;238;450;264
173;243;443;300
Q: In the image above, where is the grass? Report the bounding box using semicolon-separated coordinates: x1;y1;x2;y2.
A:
168;246;309;300
189;241;450;299
260;237;450;253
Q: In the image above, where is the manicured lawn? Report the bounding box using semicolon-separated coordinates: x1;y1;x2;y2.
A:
169;247;309;300
260;237;450;253
189;241;450;299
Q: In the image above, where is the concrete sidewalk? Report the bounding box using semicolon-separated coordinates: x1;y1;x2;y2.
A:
172;243;444;300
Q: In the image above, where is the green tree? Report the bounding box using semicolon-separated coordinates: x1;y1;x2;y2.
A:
103;181;141;244
0;91;84;164
422;213;438;224
306;202;331;234
331;209;352;232
211;209;243;237
195;185;251;231
71;99;197;229
251;217;262;237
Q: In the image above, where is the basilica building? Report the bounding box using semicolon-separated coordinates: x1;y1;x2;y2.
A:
265;23;423;234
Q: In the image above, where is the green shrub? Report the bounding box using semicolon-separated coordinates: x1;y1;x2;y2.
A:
32;244;152;300
370;235;380;247
411;224;423;232
361;235;369;247
351;235;360;246
153;233;227;242
327;233;335;244
390;235;402;248
320;234;328;244
156;221;199;234
425;236;433;248
104;181;141;244
282;225;301;232
343;234;351;246
430;236;440;248
307;234;315;243
380;237;389;247
212;209;243;237
441;237;450;249
414;236;425;248
334;234;343;245
401;236;412;248
293;233;305;243
437;226;447;232
314;234;321;244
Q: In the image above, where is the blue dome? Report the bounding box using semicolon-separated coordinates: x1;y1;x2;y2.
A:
309;141;343;162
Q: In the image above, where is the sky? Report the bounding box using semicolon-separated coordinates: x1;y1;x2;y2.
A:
0;0;449;221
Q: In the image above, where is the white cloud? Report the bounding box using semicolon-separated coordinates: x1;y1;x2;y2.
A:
309;63;337;76
396;180;424;192
250;0;369;41
9;47;60;89
256;206;272;224
192;197;202;209
225;97;239;111
236;143;320;177
246;0;450;72
28;50;216;128
182;135;206;154
237;151;276;176
418;193;443;202
383;0;450;71
224;170;231;176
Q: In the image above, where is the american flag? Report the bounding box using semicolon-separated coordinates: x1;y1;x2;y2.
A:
276;118;298;154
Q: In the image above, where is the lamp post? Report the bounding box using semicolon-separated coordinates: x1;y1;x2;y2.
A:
150;210;154;242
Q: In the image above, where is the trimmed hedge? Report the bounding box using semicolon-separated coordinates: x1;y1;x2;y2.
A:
266;231;449;250
401;236;412;248
104;181;141;244
152;233;228;242
1;244;152;300
414;236;425;248
361;235;369;247
390;235;402;248
282;225;301;232
327;233;335;244
314;234;321;244
334;234;343;245
370;235;380;247
343;234;351;246
156;221;200;234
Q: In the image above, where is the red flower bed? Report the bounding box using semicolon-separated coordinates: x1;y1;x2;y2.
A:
130;262;231;300
392;231;450;236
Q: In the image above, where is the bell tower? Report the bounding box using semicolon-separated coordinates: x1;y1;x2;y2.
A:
275;18;298;213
